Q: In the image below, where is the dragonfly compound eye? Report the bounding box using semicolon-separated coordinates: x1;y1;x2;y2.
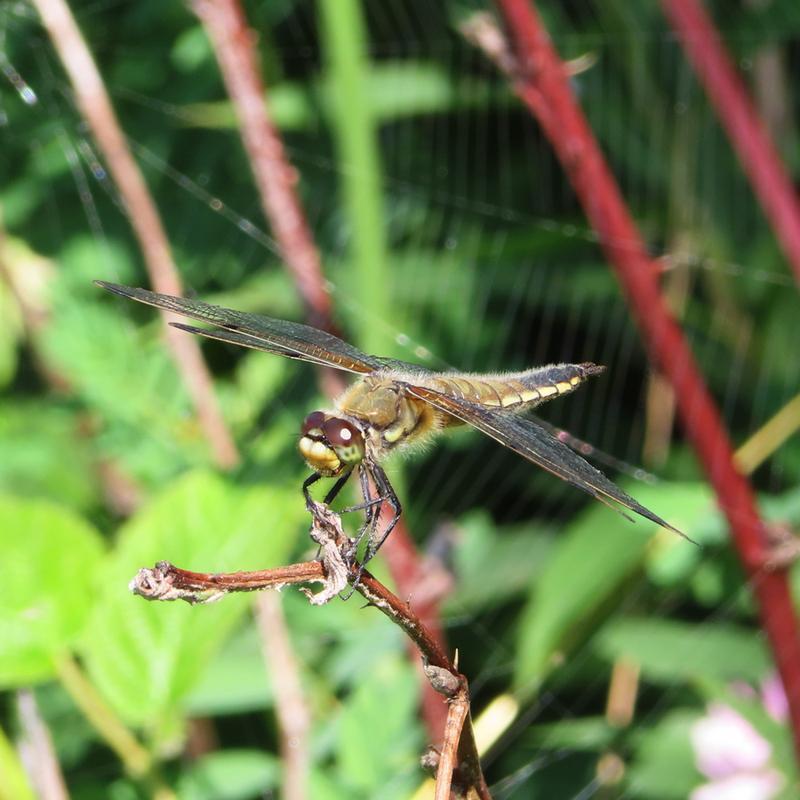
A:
301;410;326;437
322;418;365;465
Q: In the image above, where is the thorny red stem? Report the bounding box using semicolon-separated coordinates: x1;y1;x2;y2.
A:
492;0;800;763
661;0;800;287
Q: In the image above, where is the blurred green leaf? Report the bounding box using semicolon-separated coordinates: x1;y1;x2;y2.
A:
0;281;21;388
524;716;616;751
0;724;35;800
0;402;97;509
446;511;553;613
81;470;305;731
595;618;770;684
176;750;279;800
182;62;502;131
514;483;712;695
171;25;213;73
184;623;272;716
627;710;701;800
336;654;422;796
0;496;104;686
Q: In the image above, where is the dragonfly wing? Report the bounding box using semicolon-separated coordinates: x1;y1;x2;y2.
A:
96;281;383;374
405;383;688;539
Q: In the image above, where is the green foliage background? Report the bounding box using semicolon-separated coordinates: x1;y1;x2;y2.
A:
1;0;800;797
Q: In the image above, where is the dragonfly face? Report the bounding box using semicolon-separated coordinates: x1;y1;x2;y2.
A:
96;280;689;561
299;411;365;476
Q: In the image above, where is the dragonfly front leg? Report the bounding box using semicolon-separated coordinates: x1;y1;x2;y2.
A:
303;469;353;512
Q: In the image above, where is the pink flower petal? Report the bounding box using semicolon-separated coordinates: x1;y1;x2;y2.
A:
761;674;788;724
691;704;771;779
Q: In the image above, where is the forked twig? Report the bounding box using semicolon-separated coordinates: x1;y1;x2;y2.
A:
130;500;491;799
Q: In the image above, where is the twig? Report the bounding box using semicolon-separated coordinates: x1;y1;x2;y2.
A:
33;0;239;469
470;1;800;762
426;667;471;800
15;690;69;800
661;0;800;286
130;501;491;799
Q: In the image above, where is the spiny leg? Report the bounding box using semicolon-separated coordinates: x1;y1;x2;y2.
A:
342;462;402;595
362;461;402;563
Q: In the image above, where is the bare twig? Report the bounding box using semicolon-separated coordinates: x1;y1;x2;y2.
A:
661;0;800;286
15;691;69;800
426;667;472;800
470;1;800;761
33;0;239;469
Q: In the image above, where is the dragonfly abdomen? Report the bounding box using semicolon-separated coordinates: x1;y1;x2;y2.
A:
426;363;604;411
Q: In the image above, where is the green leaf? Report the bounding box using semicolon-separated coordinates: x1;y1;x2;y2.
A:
446;511;553;613
184;623;273;716
524;716;616;751
176;750;279;800
627;710;701;800
0;725;35;800
595;618;770;684
0;496;104;686
514;483;712;695
0;402;98;510
336;654;422;796
81;470;305;731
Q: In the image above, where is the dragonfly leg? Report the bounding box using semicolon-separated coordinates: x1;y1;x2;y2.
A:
303;469;353;512
302;472;322;511
323;469;354;506
363;462;402;563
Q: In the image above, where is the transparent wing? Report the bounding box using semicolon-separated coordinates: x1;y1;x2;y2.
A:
405;383;688;539
97;281;405;374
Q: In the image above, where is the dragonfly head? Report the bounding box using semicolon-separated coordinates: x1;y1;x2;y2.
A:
299;411;365;476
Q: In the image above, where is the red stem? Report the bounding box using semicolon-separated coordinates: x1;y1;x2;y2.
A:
493;0;800;761
661;0;800;286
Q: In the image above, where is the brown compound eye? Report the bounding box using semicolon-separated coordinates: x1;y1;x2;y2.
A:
301;411;326;436
322;418;363;448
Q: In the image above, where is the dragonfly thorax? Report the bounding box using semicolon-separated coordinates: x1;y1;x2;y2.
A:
299;411;366;476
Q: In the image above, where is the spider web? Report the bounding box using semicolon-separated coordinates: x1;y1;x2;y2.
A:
2;0;799;798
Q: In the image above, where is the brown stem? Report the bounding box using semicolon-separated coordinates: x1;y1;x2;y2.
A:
33;0;239;469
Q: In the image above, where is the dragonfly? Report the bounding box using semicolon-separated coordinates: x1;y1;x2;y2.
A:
97;281;686;561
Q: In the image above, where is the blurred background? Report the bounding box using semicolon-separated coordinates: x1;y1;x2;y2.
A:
1;0;800;797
